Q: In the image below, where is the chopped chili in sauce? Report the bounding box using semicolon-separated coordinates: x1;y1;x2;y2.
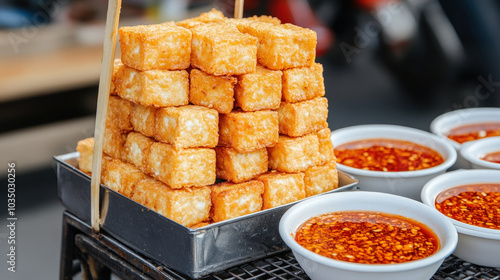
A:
482;151;500;164
295;211;440;264
334;139;444;172
446;122;500;144
435;183;500;230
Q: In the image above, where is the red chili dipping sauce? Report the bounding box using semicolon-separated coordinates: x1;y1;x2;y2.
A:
295;211;440;264
435;183;500;230
482;151;500;164
446;122;500;144
334;139;444;172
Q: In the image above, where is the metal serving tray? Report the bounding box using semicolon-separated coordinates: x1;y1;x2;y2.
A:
55;152;358;278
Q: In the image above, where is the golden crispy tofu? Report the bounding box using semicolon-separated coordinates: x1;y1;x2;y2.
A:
191;23;257;76
219;110;279;153
226;15;280;31
101;158;148;197
76;138;94;174
123;132;155;173
103;126;127;161
155;105;219;148
132;178;211;227
210;180;264;222
247;15;281;24
106;95;133;132
236;22;316;70
278;97;328;137
114;63;141;103
115;64;189;107
176;8;226;29
316;127;334;165
189;69;236;114
110;59;123;95
76;138;112;176
215;147;268;183
268;134;321;173
139;69;189;107
282;63;325;103
304;160;339;197
175;18;205;29
119;23;191;71
257;170;305;209
235;65;282;111
147;142;216;188
129;178;160;208
130;104;157;138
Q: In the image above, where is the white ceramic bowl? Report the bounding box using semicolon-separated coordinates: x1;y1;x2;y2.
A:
331;125;456;200
279;191;458;280
430;107;500;168
460;137;500;170
421;169;500;267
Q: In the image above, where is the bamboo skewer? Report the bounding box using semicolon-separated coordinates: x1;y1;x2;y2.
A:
234;0;244;19
90;0;122;233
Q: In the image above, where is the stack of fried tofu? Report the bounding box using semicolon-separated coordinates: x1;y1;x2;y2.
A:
76;9;338;228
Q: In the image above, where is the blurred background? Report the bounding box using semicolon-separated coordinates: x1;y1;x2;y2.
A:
0;0;499;279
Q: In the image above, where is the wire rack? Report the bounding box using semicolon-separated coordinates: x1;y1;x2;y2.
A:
202;252;500;280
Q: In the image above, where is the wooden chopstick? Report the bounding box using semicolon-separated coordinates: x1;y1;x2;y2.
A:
90;0;122;233
234;0;244;19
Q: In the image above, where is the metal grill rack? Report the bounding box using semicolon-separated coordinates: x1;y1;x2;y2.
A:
61;211;500;280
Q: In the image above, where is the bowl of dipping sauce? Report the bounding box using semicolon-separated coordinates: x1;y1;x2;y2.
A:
331;125;456;200
460;137;500;170
430;107;500;168
421;169;500;267
279;191;457;280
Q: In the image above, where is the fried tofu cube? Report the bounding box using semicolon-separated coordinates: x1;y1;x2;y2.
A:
219;110;279;153
140;69;189;107
176;8;226;29
278;97;328;137
76;138;112;176
147;142;216;188
110;59;123;95
107;95;133;132
114;63;142;103
123;132;155;173
77;138;94;174
235;65;282;111
247;15;281;24
257;171;305;209
191;23;257;75
101;158;148;197
130;104;157;137
226;15;280;31
130;178;160;208
216;147;268;183
316;127;334;165
268;134;321;173
236;22;316;70
155;105;218;148
304;160;339;197
115;64;189;107
119;23;191;71
103;126;127;160
282;63;325;103
189;69;236;114
210;180;264;222
132;178;211;227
